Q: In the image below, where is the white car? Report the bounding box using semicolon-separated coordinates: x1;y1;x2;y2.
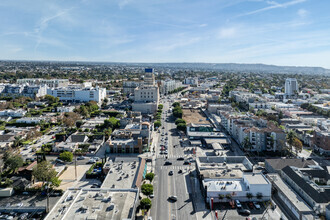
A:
88;159;96;164
235;200;242;208
93;157;100;161
253;202;261;209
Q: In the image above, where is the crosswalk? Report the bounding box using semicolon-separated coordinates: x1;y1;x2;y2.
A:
156;155;188;159
160;165;192;170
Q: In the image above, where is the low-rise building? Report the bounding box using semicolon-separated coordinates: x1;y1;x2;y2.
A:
47;86;106;103
17;78;69;88
312;130;330;155
16;117;43;124
0;109;26;117
281;165;330;215
56;106;75;113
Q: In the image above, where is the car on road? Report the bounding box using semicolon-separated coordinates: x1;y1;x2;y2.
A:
55;159;65;164
178;169;183;174
161;133;165;136
183;161;190;165
164;150;168;154
164;161;172;165
87;159;96;164
168;171;173;176
77;156;85;160
168;196;177;201
177;157;184;161
146;158;152;162
91;183;101;188
93;157;100;161
253;202;260;209
238;209;251;215
235;200;242;208
165;132;168;135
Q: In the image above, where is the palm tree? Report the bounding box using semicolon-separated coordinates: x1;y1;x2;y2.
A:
225;193;232;200
246;192;253;201
286;130;296;157
218;194;224;202
256;192;263;200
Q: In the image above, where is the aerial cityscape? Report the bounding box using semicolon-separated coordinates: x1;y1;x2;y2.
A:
0;1;329;220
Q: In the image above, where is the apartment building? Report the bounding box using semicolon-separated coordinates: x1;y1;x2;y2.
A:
47;86;106;103
0;84;47;98
159;79;182;95
123;81;141;94
17;78;69;88
312;131;330;155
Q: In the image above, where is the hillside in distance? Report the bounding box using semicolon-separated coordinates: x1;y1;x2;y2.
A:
130;62;330;75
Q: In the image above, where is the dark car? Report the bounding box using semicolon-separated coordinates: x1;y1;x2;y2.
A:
168;171;173;176
183;161;190;165
178;169;183;174
238;209;251;215
177;157;184;161
146;158;152;162
164;161;172;165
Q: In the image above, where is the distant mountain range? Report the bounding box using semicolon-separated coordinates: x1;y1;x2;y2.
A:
124;62;330;75
1;60;330;75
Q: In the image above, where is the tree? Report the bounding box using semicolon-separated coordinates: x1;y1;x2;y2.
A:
175;118;186;125
286;130;296;156
218;194;224;201
246;192;253;201
5;155;23;172
293;137;303;156
76;120;83;128
176;123;186;132
63;112;81;127
59;151;73;162
256;192;263;200
154;121;161;128
140;198;152;210
141;183;153;196
12;136;23;148
32;161;62;188
145;173;155;182
172;102;180;108
225;194;232;200
158;104;163;110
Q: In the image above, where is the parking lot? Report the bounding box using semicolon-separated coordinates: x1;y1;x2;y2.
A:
214;201;283;220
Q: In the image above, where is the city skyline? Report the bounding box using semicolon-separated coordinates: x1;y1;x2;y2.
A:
1;0;330;68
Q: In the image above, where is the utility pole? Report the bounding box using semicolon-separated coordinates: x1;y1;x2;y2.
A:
46;184;49;213
75;154;77;180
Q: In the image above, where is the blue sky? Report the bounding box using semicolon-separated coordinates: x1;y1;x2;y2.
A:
1;0;330;68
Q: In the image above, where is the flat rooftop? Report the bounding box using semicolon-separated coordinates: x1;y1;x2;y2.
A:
183;109;210;125
204;179;246;192
244;173;269;185
196;156;253;172
101;157;139;189
267;174;313;213
45;188;138;220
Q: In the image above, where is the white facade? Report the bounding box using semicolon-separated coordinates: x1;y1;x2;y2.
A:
285;78;299;97
16;117;42;124
0;109;26;117
159;80;182;95
205;173;271;203
17;78;69;88
0;84;47;98
184;77;198;86
47;86;106;103
123;81;141;94
56;106;75;113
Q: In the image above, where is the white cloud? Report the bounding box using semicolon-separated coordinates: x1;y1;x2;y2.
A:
297;9;308;18
218;27;238;39
239;0;306;17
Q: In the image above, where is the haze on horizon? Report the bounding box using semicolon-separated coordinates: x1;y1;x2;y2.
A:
1;0;330;68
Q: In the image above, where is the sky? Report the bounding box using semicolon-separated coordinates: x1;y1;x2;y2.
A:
1;0;330;68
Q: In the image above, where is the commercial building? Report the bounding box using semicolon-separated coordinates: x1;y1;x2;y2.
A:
17;78;69;88
267;174;315;220
186;123;225;141
47;86;106;103
132;68;159;114
196;156;271;204
285;78;299;98
45;188;139;220
123;81;141;95
281;165;330;215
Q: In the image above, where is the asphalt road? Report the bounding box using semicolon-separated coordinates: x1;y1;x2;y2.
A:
151;99;196;220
